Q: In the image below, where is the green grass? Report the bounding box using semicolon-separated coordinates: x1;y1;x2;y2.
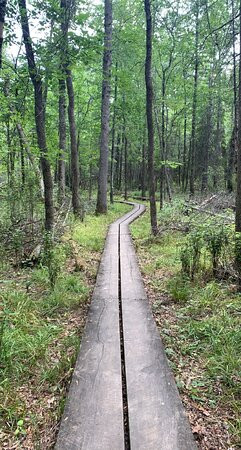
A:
131;199;241;447
0;201;130;448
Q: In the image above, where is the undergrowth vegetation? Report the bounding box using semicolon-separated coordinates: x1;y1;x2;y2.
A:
131;198;241;448
0;202;130;448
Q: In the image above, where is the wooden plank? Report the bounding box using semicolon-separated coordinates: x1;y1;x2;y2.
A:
55;230;124;450
120;223;196;450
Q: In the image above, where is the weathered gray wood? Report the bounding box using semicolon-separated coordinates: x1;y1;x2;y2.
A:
55;202;196;450
119;217;196;450
55;230;124;450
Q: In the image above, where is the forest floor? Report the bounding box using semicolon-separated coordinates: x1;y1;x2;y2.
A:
0;202;130;449
131;194;241;450
1;193;240;449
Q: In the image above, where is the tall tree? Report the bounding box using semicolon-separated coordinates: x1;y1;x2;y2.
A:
235;0;241;283
96;0;112;214
58;77;66;204
18;0;54;231
189;0;199;196
110;61;118;204
144;0;158;235
60;0;81;215
0;0;7;69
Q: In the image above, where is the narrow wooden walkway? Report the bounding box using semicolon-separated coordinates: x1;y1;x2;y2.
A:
55;203;196;450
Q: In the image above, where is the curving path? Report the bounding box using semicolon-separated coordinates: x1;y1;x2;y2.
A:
55;203;196;450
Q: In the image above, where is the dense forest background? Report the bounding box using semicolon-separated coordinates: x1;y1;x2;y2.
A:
1;0;240;229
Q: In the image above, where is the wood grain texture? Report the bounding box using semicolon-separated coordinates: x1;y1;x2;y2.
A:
55;203;196;450
120;215;197;450
55;228;124;450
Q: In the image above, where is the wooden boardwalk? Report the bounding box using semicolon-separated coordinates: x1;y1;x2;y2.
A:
55;203;196;450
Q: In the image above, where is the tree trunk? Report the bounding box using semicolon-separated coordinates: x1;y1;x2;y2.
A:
201;77;213;193
124;136;128;200
16;123;45;197
18;0;54;231
96;0;112;214
189;0;199;196
227;0;238;193
110;61;118;203
19;135;25;188
182;71;187;190
235;0;241;285
89;163;92;201
141;137;146;198
160;72;166;209
144;0;158;235
0;0;7;69
66;70;81;215
60;0;81;215
58;77;66;204
118;133;123;191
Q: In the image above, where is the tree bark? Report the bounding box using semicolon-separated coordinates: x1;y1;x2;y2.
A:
144;0;158;235
110;61;118;204
58;77;66;204
189;0;199;196
96;0;112;214
59;0;80;215
66;70;81;215
182;70;188;190
235;0;241;285
16;123;45;197
124;136;128;200
0;0;7;69
141;137;146;198
18;0;54;231
227;0;238;193
201;77;213;193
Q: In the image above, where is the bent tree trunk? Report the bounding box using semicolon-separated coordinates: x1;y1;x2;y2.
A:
96;0;112;214
144;0;158;235
18;0;54;231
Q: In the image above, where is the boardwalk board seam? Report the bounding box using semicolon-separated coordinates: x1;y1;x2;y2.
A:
118;223;131;450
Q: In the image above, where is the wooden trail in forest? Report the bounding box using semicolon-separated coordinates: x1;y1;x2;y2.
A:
55;203;196;450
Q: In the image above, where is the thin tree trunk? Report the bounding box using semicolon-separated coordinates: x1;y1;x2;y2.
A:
18;0;54;231
16;123;45;197
89;163;92;201
182;70;187;190
235;0;241;285
141;136;146;198
59;0;81;215
201;77;213;193
144;0;158;235
118;133;123;191
165;167;172;202
58;78;66;204
0;0;7;69
96;0;112;214
227;0;238;193
160;72;166;209
114;132;120;189
19;136;25;188
66;70;81;215
189;0;199;196
110;61;118;203
124;136;128;200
